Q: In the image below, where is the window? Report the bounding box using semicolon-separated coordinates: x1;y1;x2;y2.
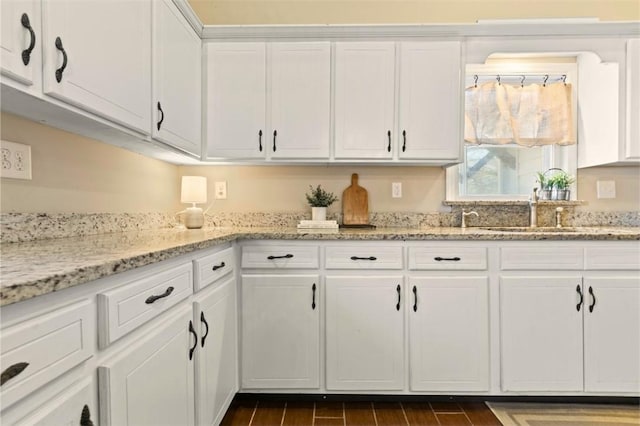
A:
446;61;578;200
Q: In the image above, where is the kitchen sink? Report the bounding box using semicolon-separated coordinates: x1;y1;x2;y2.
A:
480;226;580;233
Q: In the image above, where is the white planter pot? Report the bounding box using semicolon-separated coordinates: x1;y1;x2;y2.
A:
311;207;327;221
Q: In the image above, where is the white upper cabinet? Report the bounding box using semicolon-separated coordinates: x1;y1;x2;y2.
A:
625;38;640;161
1;0;41;91
206;43;266;159
269;42;331;159
398;42;462;160
334;42;396;159
152;0;201;157
206;42;330;160
41;0;151;134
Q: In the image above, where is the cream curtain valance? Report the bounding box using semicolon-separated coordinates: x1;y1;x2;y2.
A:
464;81;575;147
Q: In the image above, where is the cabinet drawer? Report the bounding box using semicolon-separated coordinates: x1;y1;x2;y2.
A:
1;300;93;410
585;245;640;270
500;246;584;270
325;246;403;269
194;247;235;291
97;262;193;347
408;247;487;270
242;245;319;269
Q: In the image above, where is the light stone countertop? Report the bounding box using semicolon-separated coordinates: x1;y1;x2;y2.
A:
1;225;639;307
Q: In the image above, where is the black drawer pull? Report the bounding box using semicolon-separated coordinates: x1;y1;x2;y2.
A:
434;256;461;262
80;404;94;426
396;284;401;311
200;311;209;347
312;283;316;310
54;36;67;83
402;130;407;152
188;320;197;360
350;256;377;261
576;285;583;312
157;102;164;131
1;362;29;386
267;254;293;260
212;261;226;271
273;129;277;152
588;286;596;313
145;286;174;304
412;286;417;312
21;13;36;66
258;129;263;151
387;130;391;152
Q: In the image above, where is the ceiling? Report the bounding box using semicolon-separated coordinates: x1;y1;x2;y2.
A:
186;0;640;26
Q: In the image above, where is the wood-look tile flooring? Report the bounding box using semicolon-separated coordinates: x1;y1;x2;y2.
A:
221;398;503;426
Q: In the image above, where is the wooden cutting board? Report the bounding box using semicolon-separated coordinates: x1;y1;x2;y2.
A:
342;173;369;225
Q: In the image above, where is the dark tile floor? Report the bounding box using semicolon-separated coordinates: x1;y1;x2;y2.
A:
221;397;503;426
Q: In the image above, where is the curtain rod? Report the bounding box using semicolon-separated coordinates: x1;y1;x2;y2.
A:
472;74;567;87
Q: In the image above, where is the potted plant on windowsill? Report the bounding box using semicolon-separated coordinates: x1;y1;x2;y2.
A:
536;171;552;200
305;185;338;221
548;171;575;200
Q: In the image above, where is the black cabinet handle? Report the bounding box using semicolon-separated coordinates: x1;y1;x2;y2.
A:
211;261;225;271
258;129;263;151
412;285;417;312
588;286;597;313
434;257;461;262
188;320;197;360
200;311;209;347
80;404;94;426
267;254;293;260
576;285;583;312
157;102;164;130
54;36;67;83
387;130;391;152
145;286;174;304
402;130;406;152
396;284;401;311
21;13;36;66
350;256;377;261
273;130;277;152
312;283;316;310
1;362;29;386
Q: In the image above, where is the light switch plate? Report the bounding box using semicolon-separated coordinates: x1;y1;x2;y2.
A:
392;182;402;198
215;181;227;199
1;140;32;180
596;180;616;199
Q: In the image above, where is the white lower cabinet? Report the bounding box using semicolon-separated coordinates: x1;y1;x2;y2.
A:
98;306;196;426
409;277;489;392
194;276;238;426
242;274;320;388
325;276;405;390
500;276;585;392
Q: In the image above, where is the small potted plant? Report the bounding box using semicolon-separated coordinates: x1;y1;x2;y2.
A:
535;171;552;200
548;171;575;200
305;185;338;221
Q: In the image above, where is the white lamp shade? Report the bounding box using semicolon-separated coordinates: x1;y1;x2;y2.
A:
181;176;207;204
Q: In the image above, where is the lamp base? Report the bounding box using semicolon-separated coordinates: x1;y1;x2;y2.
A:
184;207;204;229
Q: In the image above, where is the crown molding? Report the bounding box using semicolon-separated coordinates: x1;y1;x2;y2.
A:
200;22;640;41
172;0;204;37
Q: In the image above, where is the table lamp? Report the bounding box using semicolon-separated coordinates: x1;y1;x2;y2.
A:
181;176;207;229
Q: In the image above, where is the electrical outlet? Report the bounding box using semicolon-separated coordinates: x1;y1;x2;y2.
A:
215;181;227;199
0;140;32;180
596;180;616;199
392;182;402;198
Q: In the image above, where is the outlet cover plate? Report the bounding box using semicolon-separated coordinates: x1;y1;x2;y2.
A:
215;181;227;199
596;180;616;199
392;182;402;198
1;140;32;180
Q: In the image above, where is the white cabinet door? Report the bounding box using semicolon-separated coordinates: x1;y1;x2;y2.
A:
194;277;238;426
242;274;319;388
325;276;404;390
626;38;640;160
1;0;40;90
398;42;461;160
409;277;489;391
269;42;330;159
98;306;195;426
584;276;640;393
206;43;266;159
152;0;201;156
500;276;584;392
334;42;396;159
41;0;151;134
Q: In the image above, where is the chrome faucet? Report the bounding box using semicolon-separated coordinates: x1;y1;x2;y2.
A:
461;210;479;228
529;187;539;228
555;207;564;228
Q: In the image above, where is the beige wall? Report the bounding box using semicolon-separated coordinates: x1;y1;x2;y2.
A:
577;166;640;211
188;0;640;25
0;113;179;213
